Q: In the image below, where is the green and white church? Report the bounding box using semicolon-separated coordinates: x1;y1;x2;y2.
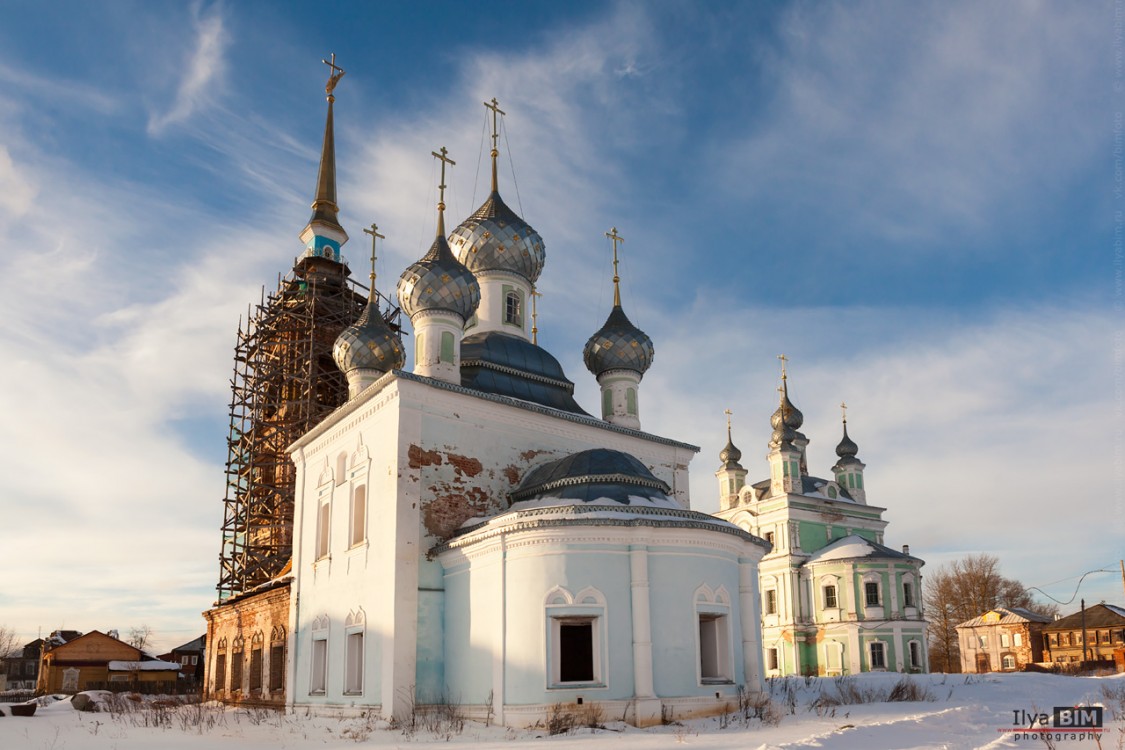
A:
714;371;929;676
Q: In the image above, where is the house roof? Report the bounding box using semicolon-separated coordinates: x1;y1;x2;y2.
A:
956;607;1053;629
170;635;205;653
805;534;920;564
1042;603;1125;632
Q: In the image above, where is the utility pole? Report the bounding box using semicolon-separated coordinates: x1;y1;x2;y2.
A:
1080;598;1088;663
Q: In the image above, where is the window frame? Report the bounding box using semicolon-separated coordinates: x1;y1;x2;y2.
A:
545;587;606;689
823;584;838;610
344;610;365;695
864;580;880;607
349;484;367;548
868;640;887;670
310;616;329;695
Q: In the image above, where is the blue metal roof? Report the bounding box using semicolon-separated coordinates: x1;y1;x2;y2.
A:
460;331;588;414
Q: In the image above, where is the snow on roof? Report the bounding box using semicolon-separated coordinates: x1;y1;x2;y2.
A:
107;660;180;672
805;534;914;564
956;607;1053;629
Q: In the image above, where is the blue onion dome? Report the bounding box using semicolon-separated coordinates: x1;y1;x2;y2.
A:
397;235;481;320
448;191;545;283
510;448;672;505
719;437;743;470
333;297;404;374
583;305;655;378
835;423;862;465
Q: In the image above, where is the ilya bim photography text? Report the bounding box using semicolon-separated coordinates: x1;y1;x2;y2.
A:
1002;706;1104;742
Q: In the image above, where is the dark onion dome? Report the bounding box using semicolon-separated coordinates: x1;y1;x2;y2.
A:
770;381;804;432
397;235;481;320
719;437;744;470
333;298;404;374
834;423;862;466
461;331;588;415
449;191;545;283
510;448;671;505
583;305;654;378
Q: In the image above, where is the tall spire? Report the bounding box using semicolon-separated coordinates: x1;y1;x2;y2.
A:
607;227;624;307
299;54;348;265
432;146;455;238
310;54;345;232
484;97;505;193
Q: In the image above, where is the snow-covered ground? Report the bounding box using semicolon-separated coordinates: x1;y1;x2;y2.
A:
1;672;1122;750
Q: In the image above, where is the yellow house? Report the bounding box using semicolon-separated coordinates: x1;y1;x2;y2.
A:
37;631;180;694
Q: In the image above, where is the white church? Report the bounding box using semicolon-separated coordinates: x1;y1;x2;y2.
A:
214;62;925;728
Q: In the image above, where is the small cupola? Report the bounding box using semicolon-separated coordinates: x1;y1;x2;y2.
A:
583;228;654;430
832;402;867;503
716;409;748;510
768;357;804;496
396;147;481;383
333;223;404;397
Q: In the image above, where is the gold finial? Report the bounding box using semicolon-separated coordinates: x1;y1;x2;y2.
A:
322;53;345;100
483;97;506;192
363;223;384;290
431;146;456;235
777;353;789;381
606;227;624;306
840;401;848;424
531;288;542;344
724;408;733;439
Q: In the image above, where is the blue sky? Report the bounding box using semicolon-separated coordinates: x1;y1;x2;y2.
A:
0;1;1119;652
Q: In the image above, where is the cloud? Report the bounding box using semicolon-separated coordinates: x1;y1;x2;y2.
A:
636;301;1119;605
723;1;1103;246
147;4;228;136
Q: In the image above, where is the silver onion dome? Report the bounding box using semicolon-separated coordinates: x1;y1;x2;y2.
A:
449;191;545;283
583;305;655;378
333;297;404;375
397;235;481;321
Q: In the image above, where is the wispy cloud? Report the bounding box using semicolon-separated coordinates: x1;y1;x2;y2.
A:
724;1;1103;246
147;4;228;136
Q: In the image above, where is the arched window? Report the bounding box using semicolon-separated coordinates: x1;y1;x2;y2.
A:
626;387;637;416
505;289;523;327
350;485;367;547
602;389;613;418
249;632;264;692
440;331;454;364
344;609;366;695
310;616;329;695
415;331;425;365
545;586;605;687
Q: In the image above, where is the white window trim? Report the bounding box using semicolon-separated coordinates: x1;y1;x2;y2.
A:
694;584;733;685
544;586;607;690
310;616;329;695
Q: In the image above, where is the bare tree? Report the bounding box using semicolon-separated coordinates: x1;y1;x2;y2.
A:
924;554;1058;672
0;625;20;660
128;625;153;652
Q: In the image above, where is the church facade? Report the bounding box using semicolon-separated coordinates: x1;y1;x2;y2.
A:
713;379;929;676
266;71;768;727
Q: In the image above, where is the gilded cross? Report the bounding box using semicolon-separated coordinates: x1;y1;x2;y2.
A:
777;353;788;380
840;401;848;424
483;97;506;154
724;408;733;436
363;223;384;286
431;146;456;207
322;53;345;98
606;227;624;306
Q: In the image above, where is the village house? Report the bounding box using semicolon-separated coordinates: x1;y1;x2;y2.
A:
1042;603;1125;668
955;608;1051;672
37;630;180;694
